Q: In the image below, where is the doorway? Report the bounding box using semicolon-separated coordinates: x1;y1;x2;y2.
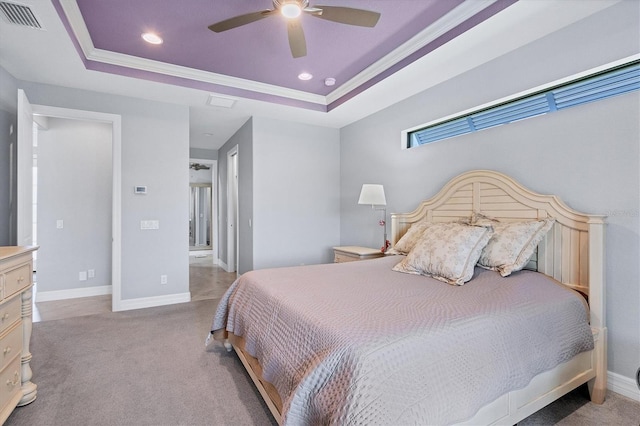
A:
34;116;112;303
188;158;217;257
18;92;123;312
189;184;212;249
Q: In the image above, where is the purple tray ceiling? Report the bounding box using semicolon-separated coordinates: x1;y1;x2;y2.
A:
54;0;517;111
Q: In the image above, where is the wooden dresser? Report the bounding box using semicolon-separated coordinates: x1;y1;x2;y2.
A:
0;246;37;424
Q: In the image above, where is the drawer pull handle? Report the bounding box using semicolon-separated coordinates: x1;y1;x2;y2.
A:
6;372;19;388
3;346;10;356
17;276;24;282
1;313;9;322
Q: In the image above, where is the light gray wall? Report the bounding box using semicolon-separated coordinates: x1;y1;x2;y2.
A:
19;81;190;301
189;147;217;160
218;118;253;273
0;65;19;246
216;117;341;272
340;2;639;381
189;167;213;184
252;116;340;269
36;118;112;292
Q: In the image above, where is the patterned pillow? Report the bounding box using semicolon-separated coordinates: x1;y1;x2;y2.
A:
388;221;433;255
392;223;494;285
478;219;555;277
470;211;500;227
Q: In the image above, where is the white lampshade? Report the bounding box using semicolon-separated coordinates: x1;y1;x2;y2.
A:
358;184;386;206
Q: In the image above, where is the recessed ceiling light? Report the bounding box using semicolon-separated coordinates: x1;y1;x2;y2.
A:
324;77;336;86
281;3;302;18
298;72;313;81
142;32;163;45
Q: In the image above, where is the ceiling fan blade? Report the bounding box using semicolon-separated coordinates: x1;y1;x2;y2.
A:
311;6;380;27
287;20;307;58
303;7;323;15
208;10;276;32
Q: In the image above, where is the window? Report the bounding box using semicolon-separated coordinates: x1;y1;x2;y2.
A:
406;60;640;148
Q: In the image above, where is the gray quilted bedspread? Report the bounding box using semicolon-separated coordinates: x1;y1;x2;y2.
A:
211;255;593;425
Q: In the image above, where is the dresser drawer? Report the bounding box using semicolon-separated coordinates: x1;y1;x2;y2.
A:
0;356;21;414
0;296;21;336
0;324;21;373
334;253;358;263
4;264;31;299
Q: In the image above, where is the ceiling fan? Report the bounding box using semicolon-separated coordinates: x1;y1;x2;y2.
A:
190;163;211;171
208;0;381;58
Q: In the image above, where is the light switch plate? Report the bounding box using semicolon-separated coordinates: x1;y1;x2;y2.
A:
140;220;160;230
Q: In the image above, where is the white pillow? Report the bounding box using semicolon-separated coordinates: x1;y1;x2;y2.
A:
393;223;493;285
477;219;555;277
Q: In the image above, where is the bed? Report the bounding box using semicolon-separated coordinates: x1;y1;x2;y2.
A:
209;169;607;425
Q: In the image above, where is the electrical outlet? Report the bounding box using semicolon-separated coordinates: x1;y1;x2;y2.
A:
88;269;95;278
79;271;87;281
160;275;168;285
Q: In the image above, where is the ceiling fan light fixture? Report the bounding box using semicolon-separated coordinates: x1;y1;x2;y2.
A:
281;3;301;19
208;0;379;58
141;32;163;45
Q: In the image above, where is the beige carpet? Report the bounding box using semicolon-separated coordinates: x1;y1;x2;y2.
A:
6;299;277;426
6;298;640;425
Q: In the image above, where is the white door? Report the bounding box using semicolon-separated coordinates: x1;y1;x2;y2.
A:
17;89;33;246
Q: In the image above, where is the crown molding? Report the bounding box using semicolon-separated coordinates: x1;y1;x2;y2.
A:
86;47;327;105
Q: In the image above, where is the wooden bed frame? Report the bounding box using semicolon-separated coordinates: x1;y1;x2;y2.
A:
229;169;607;425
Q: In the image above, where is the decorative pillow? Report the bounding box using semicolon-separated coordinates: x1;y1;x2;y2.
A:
478;219;555;277
388;221;433;255
392;223;494;285
470;211;500;227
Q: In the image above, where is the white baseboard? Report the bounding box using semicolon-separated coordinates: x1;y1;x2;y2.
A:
35;285;112;302
608;371;640;401
189;249;213;256
218;259;229;271
115;292;191;312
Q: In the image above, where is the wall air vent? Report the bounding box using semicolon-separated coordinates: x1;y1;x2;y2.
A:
0;1;42;29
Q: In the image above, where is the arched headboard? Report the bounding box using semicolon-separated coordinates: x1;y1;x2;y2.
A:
390;170;606;330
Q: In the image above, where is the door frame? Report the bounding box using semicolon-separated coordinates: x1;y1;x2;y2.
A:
16;90;33;247
29;104;122;312
226;145;238;273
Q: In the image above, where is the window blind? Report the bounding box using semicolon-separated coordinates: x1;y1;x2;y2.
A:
407;61;640;148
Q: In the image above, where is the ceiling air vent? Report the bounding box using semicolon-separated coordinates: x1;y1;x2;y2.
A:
0;1;42;29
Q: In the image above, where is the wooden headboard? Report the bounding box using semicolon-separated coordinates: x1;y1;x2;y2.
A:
390;170;606;330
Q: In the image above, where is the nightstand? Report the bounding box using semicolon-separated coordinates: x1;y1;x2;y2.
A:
333;246;384;263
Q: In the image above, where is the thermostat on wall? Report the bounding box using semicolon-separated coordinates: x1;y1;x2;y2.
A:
134;186;147;194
